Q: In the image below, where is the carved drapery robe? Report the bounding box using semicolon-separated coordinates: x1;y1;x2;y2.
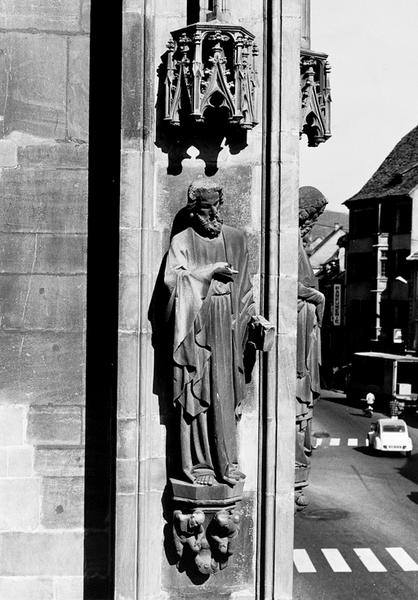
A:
164;225;255;483
296;234;324;467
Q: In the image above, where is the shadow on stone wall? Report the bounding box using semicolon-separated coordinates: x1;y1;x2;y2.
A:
83;3;121;598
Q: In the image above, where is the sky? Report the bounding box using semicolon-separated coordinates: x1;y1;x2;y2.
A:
299;0;418;211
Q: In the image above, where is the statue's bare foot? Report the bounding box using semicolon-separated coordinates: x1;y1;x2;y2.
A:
229;469;246;480
195;473;215;486
295;490;309;511
222;475;238;486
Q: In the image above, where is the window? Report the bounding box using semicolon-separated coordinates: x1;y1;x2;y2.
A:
380;203;395;233
393;249;410;280
380;249;388;277
382;424;405;433
350;205;378;237
395;202;412;234
348;252;375;281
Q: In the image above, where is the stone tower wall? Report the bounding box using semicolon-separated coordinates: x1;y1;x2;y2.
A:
0;3;89;599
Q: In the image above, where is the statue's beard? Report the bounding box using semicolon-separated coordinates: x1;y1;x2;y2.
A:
194;213;223;238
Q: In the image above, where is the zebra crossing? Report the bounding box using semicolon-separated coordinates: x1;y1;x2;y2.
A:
312;437;369;448
294;547;418;574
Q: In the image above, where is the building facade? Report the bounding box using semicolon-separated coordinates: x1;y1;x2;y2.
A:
345;125;418;357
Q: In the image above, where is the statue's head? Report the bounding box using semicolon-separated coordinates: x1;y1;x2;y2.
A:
187;179;224;238
214;510;239;528
298;186;328;239
214;511;230;527
188;510;205;528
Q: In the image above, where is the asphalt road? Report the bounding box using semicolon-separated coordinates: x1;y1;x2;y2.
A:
293;390;418;600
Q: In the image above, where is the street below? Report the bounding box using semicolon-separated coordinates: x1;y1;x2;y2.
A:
293;390;418;600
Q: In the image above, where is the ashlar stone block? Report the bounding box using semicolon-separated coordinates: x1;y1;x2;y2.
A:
0;406;27;446
114;493;137;600
0;449;7;476
2;33;67;139
0;478;40;530
67;37;89;142
0;577;53;600
27;406;82;446
120;150;141;228
81;0;90;32
0;167;88;234
53;576;83;600
7;446;33;477
17;142;88;168
0;532;83;576
0;274;86;331
0;139;18;168
34;447;84;476
117;419;137;460
117;332;139;419
0;233;87;275
41;476;84;529
0;332;85;407
0;1;83;32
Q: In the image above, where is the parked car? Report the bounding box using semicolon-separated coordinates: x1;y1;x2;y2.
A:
347;352;418;412
367;418;413;457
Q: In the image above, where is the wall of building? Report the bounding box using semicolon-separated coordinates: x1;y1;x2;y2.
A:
346;196;417;354
118;1;300;599
0;2;89;599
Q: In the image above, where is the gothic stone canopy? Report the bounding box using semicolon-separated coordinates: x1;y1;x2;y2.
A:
165;22;258;130
300;49;332;147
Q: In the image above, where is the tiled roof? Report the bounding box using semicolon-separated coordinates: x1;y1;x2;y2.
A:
345;125;418;204
311;210;349;240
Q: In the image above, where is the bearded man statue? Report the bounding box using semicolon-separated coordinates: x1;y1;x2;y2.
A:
164;179;271;487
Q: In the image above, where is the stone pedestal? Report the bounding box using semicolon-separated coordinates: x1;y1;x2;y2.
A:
170;479;244;577
170;478;244;508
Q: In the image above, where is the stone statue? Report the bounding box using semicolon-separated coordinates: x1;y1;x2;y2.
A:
164;179;273;488
295;187;327;507
209;510;240;561
172;507;241;575
173;510;206;559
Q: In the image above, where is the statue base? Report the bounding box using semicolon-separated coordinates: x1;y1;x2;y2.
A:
170;478;244;508
169;478;245;576
294;464;311;487
294;464;311;511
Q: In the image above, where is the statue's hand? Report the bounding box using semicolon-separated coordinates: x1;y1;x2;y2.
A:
213;262;238;280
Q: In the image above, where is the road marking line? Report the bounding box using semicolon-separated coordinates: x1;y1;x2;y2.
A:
386;547;418;571
321;548;352;572
293;549;317;573
348;438;358;446
354;548;387;572
329;438;340;446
